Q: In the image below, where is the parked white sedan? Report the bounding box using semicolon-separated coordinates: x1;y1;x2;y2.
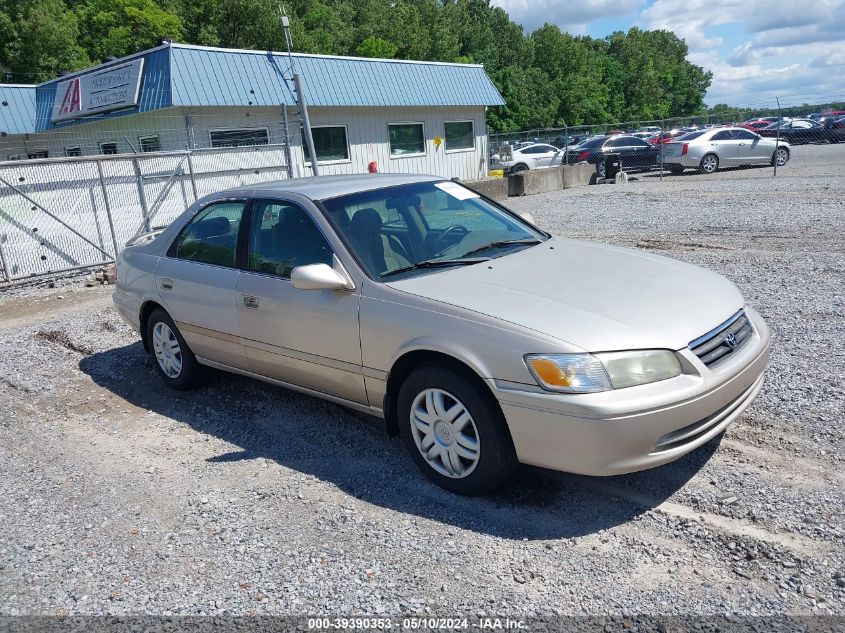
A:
662;127;790;174
491;143;563;173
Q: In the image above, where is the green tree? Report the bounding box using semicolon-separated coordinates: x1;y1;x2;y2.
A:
75;0;182;61
0;0;89;82
355;37;398;59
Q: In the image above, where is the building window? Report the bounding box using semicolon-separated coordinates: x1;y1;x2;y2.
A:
209;128;269;148
65;147;82;157
444;121;474;151
304;125;350;164
138;135;161;153
388;122;425;157
99;141;118;155
27;149;49;159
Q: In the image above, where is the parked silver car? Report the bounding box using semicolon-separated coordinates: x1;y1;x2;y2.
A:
662;127;790;174
113;174;771;495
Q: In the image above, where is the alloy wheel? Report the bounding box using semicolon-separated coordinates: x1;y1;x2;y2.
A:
152;321;183;379
775;148;789;166
410;388;481;479
702;154;718;173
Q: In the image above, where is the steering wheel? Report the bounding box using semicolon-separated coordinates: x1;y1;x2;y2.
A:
432;224;469;252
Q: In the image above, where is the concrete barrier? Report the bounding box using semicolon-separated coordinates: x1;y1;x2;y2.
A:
562;163;594;188
462;177;508;201
507;164;596;197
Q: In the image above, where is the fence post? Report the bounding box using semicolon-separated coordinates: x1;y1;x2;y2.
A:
660;118;665;182
96;160;120;258
0;233;11;283
564;122;569;168
186;151;199;201
132;156;151;232
774;97;782;178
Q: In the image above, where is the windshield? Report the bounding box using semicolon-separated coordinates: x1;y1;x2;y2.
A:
320;180;546;279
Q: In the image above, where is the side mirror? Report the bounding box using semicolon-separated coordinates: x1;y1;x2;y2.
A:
291;263;348;290
519;212;536;225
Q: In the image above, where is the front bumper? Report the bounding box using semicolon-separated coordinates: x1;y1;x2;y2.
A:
492;308;771;476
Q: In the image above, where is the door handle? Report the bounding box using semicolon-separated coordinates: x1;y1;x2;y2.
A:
160;278;173;291
242;295;259;309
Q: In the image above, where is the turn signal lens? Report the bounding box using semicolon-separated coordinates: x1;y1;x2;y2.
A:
525;354;612;393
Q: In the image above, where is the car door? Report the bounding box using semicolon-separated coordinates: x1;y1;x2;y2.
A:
733;129;766;162
708;130;740;163
235;198;367;405
533;144;560;167
155;199;248;369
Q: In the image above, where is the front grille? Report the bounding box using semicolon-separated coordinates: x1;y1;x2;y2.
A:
689;310;753;367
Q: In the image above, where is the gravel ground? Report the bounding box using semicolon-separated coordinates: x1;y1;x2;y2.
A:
1;143;843;620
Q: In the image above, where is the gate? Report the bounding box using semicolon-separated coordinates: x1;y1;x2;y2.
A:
0;144;289;283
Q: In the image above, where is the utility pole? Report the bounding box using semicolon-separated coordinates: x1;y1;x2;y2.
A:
279;4;319;176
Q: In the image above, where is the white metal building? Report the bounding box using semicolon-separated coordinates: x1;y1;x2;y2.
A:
0;42;505;180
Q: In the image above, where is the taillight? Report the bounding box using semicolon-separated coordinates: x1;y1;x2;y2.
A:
577;150;589;161
682;143;689;156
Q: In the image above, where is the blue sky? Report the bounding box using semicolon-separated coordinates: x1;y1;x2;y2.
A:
491;0;845;109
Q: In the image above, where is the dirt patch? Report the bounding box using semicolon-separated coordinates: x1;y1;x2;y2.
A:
34;329;94;356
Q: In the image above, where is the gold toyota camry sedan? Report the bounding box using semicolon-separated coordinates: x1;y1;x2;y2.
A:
113;174;771;495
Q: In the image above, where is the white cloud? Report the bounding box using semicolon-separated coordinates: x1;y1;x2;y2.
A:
491;0;644;32
642;0;845;106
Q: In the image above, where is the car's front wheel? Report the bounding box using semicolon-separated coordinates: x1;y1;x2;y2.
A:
699;153;719;174
397;364;518;495
146;308;204;390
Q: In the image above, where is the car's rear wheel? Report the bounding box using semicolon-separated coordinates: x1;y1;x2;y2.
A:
772;147;789;166
146;308;204;390
510;163;529;173
596;161;606;178
397;364;518;495
699;153;719;174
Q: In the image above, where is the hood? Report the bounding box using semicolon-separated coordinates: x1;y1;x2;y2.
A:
386;236;744;352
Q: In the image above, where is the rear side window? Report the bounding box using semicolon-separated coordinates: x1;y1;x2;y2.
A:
677;131;707;141
173;201;246;267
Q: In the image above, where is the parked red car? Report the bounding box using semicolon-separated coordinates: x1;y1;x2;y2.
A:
741;118;779;131
648;129;685;144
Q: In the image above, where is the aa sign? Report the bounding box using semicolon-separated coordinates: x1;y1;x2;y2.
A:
51;58;144;122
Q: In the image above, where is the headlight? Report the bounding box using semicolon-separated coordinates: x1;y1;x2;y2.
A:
525;350;681;393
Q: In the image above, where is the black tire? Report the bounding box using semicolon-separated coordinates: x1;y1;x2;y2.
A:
668;164;684;175
771;146;789;167
145;308;204;390
698;153;719;174
510;163;529;174
596;161;606;178
397;363;518;495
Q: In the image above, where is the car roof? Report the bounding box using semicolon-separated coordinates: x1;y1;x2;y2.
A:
222;173;443;201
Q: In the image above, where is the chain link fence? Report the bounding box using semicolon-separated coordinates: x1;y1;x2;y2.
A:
0;144;289;283
489;111;845;175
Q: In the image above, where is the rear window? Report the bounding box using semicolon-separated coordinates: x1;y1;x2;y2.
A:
676;131;707;141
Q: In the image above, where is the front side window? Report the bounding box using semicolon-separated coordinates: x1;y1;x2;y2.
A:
173;201;246;267
321;180;544;279
444;121;474;151
247;200;333;278
139;135;161;152
389;123;425;157
209;128;269;148
304;126;350;163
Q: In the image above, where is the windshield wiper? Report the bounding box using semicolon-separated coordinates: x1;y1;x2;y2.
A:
460;238;542;258
381;257;490;279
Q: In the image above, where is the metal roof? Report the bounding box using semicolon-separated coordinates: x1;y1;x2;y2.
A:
0;85;36;135
34;47;172;132
8;43;503;134
168;44;505;108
